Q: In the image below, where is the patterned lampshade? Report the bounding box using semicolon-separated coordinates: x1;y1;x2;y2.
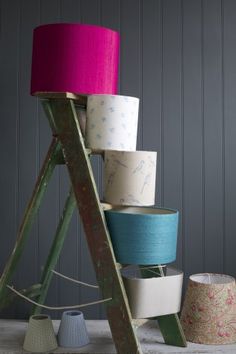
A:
181;273;236;344
104;150;157;206
85;94;139;151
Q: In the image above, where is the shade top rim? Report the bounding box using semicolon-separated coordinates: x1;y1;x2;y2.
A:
104;206;178;216
190;273;235;285
34;22;119;35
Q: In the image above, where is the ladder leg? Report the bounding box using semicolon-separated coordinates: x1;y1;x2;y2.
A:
49;99;142;354
157;314;186;347
141;266;187;347
33;187;76;314
0;139;61;308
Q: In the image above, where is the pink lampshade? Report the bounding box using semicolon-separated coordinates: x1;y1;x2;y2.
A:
30;23;120;96
181;273;236;344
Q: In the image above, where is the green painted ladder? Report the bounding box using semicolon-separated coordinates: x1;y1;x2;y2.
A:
0;93;186;353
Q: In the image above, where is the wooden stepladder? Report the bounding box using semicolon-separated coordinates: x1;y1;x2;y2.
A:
0;93;186;353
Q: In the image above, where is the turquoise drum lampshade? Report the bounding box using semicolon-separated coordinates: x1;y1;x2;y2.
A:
104;206;179;265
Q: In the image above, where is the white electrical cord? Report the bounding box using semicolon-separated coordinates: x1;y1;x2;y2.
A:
7;285;111;311
52;270;99;288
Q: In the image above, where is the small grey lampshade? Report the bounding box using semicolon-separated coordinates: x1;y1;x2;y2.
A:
58;311;89;348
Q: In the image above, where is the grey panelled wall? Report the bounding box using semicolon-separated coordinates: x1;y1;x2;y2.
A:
0;0;236;319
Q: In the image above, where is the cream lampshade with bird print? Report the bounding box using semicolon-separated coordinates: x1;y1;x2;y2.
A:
104;150;157;206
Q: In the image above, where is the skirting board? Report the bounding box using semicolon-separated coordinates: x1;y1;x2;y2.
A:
1;319;236;353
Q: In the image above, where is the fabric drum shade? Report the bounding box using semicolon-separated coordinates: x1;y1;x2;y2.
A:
85;95;139;151
181;273;236;344
121;266;183;319
31;24;120;95
104;150;157;206
104;206;179;265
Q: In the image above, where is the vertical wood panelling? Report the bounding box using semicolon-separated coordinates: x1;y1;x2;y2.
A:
1;0;236;320
162;0;183;268
223;0;236;276
16;0;40;319
142;0;162;205
60;0;80;22
120;0;142;149
101;0;120;31
182;0;204;277
0;0;20;318
203;0;224;273
57;0;81;318
38;0;61;318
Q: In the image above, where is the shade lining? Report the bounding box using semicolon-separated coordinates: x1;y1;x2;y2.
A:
190;273;235;285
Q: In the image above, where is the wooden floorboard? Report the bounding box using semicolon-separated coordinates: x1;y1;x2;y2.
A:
0;319;236;353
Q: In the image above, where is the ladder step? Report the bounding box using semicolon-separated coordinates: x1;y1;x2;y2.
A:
133;319;149;328
35;91;87;105
157;314;187;347
55;148;102;159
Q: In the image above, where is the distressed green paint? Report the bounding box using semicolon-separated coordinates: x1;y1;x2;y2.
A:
49;98;142;354
140;266;187;347
157;314;187;347
33;187;76;315
0;139;61;307
42;99;60;135
0;95;186;353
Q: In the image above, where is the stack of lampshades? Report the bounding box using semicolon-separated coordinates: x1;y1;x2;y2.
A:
17;20;236;352
29;23;183;349
30;22;236;349
85;89;183;320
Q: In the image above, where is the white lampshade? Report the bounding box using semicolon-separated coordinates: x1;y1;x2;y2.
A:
122;266;183;319
85;94;139;151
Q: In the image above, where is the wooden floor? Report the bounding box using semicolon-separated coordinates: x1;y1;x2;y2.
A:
1;319;236;353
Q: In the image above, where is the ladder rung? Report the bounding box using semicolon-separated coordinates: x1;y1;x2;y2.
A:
133;319;149;328
55;148;103;164
100;202;114;210
86;148;104;156
34;91;87;106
